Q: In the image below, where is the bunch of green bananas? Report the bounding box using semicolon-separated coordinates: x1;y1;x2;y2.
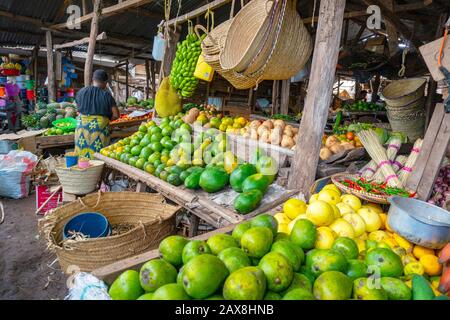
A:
170;33;204;98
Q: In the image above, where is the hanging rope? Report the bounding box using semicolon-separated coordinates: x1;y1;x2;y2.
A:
398;48;409;77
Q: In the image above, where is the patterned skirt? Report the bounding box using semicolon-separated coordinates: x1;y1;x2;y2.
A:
75;115;110;159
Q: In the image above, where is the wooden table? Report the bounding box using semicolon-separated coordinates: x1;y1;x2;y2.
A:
94;153;298;232
35;134;75;155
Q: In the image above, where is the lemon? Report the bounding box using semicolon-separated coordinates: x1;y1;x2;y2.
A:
368;230;389;242
329;218;355;238
357;208;382;232
361;202;383;213
306;200;335;226
309;193;319;203
278;223;290;235
340;194;362;211
336;202;355;215
342;213;366;237
314;227;335;249
322;184;341;196
283;198;307;220
317;189;341;205
354;238;366;253
329;203;341;219
274;212;291;225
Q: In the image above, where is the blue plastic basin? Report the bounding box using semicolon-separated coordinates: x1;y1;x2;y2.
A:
63;212;111;240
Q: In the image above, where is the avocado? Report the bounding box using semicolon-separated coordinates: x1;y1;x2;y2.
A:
229;163;257;192
234;189;263;214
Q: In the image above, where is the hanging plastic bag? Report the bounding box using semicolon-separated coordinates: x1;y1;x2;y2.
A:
155;77;181;117
194;55;214;82
0;150;38;199
152;32;166;62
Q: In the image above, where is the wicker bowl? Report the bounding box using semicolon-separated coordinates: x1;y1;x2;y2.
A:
55;160;104;195
40;191;180;273
331;173;392;204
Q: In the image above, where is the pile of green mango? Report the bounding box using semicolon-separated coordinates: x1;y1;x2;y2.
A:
108;213;448;300
170;33;203;98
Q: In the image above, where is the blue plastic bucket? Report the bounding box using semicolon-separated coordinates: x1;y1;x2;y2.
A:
63;212;111;240
65;154;79;168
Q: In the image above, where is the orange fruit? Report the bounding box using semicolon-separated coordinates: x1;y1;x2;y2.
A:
412;245;435;259
419;254;442;276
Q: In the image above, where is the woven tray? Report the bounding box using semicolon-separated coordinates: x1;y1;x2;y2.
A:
331;173;392;204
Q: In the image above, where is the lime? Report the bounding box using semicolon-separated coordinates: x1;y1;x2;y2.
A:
131;145;142;157
150;142;163;152
135;158;146;169
145;163;155;174
151;133;163;143
140;146;152;159
128;156;138;167
150;126;162;135
159;170;169;181
129;138;140;147
138;125;147;133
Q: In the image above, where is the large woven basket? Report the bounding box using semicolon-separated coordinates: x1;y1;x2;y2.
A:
40;191;180;273
220;0;312;87
386;97;426;141
381;78;427;107
55;160;104;195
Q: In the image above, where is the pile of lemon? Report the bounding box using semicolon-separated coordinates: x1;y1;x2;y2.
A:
275;184;443;285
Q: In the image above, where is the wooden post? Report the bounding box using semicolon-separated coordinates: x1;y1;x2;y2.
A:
272;80;280;115
82;0;87;15
288;0;346;193
150;60;156;98
84;0;102;86
145;59;150;100
280;79;290;115
113;69;120;100
45;31;56;102
125;60;129;101
32;45;39;87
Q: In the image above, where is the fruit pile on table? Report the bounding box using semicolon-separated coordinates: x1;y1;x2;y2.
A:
101;114;280;214
107;193;448;300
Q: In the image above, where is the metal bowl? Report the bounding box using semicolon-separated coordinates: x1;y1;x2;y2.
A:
387;196;450;249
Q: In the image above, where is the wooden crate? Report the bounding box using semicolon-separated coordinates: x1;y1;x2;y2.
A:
35;134;75;155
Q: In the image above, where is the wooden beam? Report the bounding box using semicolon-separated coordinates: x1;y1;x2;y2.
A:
167;0;232;26
362;0;425;49
288;0;346;194
54;32;107;50
303;0;433;24
46;31;56;102
150;60;156;97
85;0;102;86
82;0;88;15
52;0;154;29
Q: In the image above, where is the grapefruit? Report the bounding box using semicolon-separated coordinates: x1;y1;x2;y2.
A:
283;198;307;220
306;200;335;226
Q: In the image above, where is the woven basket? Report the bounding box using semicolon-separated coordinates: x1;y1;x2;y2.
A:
381;78;427;107
40;191;180;273
220;0;312;87
55;160;104;195
198;21;233;57
386;97;426;141
331;173;391;204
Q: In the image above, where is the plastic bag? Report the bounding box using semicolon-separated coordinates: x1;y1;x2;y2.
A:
155;77;181;117
194;55;214;82
152;32;166;62
65;272;111;300
0;150;38;199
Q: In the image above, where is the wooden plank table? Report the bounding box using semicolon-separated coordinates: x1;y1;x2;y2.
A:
35;134;75;155
94;153;298;230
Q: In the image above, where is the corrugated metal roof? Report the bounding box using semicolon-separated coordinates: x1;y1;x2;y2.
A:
0;0;448;60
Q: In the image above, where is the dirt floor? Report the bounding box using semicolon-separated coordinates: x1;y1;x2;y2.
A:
0;194;67;300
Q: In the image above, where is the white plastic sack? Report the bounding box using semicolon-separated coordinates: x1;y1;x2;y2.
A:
65;272;111;300
0;150;38;199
